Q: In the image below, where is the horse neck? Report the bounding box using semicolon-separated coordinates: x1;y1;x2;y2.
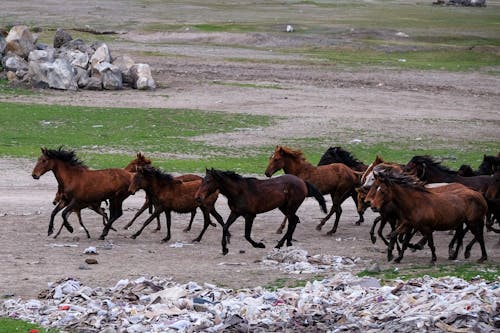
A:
50;160;84;187
283;157;314;177
385;183;426;218
425;166;458;183
216;177;243;200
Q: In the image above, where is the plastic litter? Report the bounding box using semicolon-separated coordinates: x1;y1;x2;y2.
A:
1;247;498;332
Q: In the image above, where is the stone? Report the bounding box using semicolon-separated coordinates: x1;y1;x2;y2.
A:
112;55;135;83
28;58;78;91
5;25;36;59
28;49;55;62
3;54;28;72
90;42;111;67
85;76;103;90
130;63;156;90
53;28;73;48
0;34;6;55
85;258;98;264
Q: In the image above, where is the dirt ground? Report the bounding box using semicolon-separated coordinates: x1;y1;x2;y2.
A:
1;1;499;300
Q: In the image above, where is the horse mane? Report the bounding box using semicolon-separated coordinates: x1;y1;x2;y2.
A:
43;147;87;168
376;170;427;192
139;165;174;183
208;168;248;182
278;146;306;161
318;146;364;168
408;155;456;175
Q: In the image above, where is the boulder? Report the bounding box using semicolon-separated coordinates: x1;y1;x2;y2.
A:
85;76;103;90
28;58;77;90
53;28;73;48
29;49;55;62
60;49;89;69
130;63;156;90
90;42;111;68
5;25;37;59
3;54;28;72
74;67;90;88
0;34;6;55
91;61;122;90
112;55;135;83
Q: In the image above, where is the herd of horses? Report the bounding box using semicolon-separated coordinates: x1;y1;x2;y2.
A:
31;146;500;263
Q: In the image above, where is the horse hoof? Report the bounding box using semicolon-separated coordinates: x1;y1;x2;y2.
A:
355;221;362;226
67;226;74;233
315;225;322;231
370;236;376;244
394;258;401;264
222;248;229;256
210;223;217;227
387;254;394;262
464;251;471;259
256;242;265;248
276;229;283;234
161;237;170;243
477;257;487;263
47;231;53;237
192;238;201;243
99;235;105;240
326;230;335;236
130;235;137;239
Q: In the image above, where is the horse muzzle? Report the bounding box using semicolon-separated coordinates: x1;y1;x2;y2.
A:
32;174;40;180
264;171;272;178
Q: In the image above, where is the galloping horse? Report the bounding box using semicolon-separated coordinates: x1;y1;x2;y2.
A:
458;153;500;176
47;151;151;238
317;146;367;225
365;171;488;263
265;146;359;235
195;169;327;255
128;166;224;243
32;147;133;240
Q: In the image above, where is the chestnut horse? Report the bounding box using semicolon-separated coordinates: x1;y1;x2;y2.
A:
365;171;488;263
128;166;224;243
46;151;152;238
32;147;133;240
265;145;359;235
195;168;327;255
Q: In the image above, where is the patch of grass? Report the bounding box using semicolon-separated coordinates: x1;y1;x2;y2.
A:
212;81;283;89
265;275;324;291
0;102;273;170
0;79;37;96
0;318;58;333
357;263;499;283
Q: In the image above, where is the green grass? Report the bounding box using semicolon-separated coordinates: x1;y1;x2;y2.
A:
0;318;58;333
0;79;37;96
357;263;499;283
1;101;496;173
264;275;324;291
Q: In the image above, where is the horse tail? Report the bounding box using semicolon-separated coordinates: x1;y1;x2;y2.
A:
305;181;327;213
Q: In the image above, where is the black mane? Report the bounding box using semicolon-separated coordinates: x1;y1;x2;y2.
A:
139;165;174;183
43;147;86;168
408;155;456;175
376;169;427;191
318;146;365;168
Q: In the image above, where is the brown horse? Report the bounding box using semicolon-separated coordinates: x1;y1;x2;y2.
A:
195;168;327;255
32;147;133;240
264;145;359;235
365;171;488;263
46;151;152;238
127;166;224;243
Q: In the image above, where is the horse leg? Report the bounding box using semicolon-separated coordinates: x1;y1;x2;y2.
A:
468;222;488;263
316;204;335;231
222;212;240;255
448;225;466;260
369;215;382;244
131;210;162;239
75;209;91;239
99;200;124;240
393;229;414;264
59;203;77;238
387;232;397;262
244;215;265;249
192;208;211;243
48;201;65;236
351;192;364;225
276;216;287;234
209;208;230;242
326;204;342;235
183;210;197;233
161;211;172;243
123;199;149;230
427;232;437;263
277;214;299;248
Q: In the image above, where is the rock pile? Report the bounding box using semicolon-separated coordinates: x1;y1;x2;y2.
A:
1;247;498;332
0;26;155;91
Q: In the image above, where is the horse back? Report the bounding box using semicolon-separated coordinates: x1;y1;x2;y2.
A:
312;163;358;193
66;168;132;202
159;178;202;212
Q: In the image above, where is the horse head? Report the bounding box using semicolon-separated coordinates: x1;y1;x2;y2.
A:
195;168;219;203
32;147;55;179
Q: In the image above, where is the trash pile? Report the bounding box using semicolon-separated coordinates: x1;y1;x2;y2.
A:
1;248;498;332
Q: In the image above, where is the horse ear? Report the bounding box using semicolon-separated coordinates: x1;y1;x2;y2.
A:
41;147;47;154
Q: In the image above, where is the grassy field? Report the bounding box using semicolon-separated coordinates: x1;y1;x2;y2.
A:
0;100;497;174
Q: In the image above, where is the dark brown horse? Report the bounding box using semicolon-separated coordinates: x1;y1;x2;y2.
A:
458;153;500;176
195;169;327;255
32;147;133;240
127;166;224;243
365;171;488;263
265;146;359;235
317;146;368;225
